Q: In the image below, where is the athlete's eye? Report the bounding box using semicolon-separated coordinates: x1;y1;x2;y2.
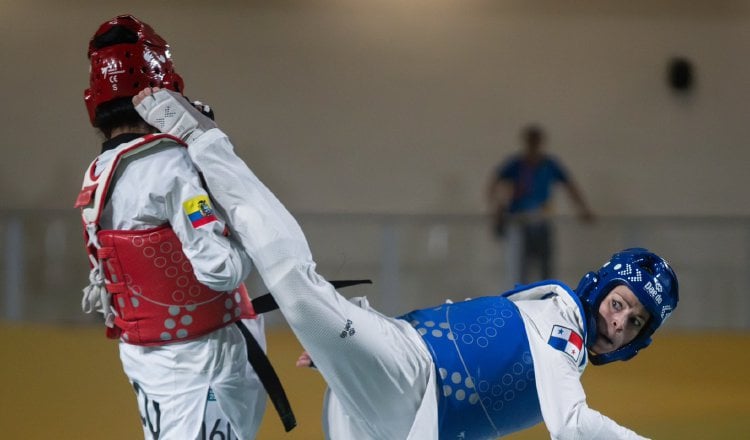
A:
611;299;622;311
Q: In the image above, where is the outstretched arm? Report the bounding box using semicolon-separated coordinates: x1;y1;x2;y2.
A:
485;173;512;213
486;173;513;235
563;179;595;223
534;350;647;439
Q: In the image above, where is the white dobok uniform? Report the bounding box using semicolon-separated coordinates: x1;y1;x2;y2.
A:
89;137;266;440
135;90;649;439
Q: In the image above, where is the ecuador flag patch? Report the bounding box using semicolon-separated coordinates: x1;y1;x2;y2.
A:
183;195;218;229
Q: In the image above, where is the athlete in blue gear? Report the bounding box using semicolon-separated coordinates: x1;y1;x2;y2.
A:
133;87;678;440
396;247;678;439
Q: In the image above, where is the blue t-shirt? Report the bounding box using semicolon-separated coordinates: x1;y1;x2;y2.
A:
496;156;569;213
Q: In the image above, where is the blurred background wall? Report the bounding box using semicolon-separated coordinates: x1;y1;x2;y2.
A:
2;0;750;215
1;0;748;326
1;1;749;438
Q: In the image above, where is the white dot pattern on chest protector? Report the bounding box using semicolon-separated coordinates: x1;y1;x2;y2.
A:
122;232;244;342
410;306;534;413
399;295;545;438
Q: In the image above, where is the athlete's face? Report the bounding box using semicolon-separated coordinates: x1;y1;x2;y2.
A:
591;285;650;355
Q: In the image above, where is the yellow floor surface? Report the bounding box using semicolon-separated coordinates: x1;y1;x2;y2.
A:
1;323;747;439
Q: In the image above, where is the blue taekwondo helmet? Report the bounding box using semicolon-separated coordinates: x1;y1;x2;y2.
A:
575;248;679;365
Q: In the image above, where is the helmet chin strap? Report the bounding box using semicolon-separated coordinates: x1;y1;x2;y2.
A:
589;335;652;366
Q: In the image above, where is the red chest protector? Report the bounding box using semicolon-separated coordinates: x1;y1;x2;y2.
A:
76;134;256;345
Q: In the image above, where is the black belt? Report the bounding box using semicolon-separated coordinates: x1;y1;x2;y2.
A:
235;279;372;432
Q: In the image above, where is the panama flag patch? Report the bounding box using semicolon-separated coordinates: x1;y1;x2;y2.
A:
548;325;583;363
183;195;217;228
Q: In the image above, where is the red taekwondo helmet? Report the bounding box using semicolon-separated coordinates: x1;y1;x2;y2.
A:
84;15;184;125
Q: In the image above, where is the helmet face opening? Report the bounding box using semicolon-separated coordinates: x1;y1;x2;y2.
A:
576;248;678;365
84;15;184;125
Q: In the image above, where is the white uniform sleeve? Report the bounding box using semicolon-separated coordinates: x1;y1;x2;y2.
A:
532;349;648;440
516;296;649;440
107;145;252;291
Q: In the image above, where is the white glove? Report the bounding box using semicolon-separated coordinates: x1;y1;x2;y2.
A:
135;89;217;144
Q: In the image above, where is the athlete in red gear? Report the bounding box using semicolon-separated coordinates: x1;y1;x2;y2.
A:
76;15;280;440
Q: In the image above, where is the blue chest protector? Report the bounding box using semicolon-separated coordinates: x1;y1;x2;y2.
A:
398;296;541;440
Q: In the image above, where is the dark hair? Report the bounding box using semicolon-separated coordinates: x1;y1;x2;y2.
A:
91;25;148;139
93;97;150;139
522;124;544;146
91;25;138;49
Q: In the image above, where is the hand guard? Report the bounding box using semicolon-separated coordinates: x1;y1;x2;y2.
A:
135;89;217;144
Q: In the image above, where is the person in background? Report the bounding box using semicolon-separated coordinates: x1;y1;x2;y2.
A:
487;124;594;284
